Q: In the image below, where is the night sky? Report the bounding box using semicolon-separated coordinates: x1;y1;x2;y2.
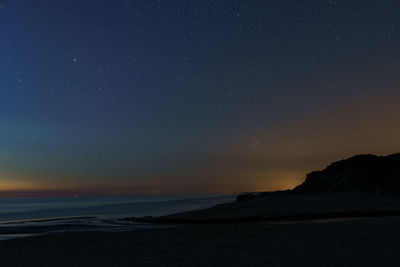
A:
1;0;400;197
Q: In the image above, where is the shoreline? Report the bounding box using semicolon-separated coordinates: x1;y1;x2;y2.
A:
3;193;400;239
3;194;400;265
124;210;400;224
1;216;400;266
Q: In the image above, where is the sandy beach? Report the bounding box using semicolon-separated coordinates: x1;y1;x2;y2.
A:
128;193;400;222
2;194;400;266
1;216;400;266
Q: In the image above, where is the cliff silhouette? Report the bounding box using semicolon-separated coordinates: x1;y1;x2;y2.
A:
127;153;400;224
292;153;400;195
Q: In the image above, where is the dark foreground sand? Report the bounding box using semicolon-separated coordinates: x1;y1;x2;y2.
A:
1;216;400;267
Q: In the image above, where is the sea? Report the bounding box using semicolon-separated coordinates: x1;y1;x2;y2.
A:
0;194;235;240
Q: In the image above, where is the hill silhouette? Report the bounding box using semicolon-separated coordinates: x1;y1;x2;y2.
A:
127;153;400;225
292;153;400;195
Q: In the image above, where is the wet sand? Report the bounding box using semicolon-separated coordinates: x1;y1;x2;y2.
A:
1;216;400;266
2;194;400;266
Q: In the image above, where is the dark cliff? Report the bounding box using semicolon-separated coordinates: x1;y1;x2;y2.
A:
292;153;400;195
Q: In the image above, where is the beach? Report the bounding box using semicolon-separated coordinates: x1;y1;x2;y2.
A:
2;194;400;266
0;194;234;240
1;216;400;266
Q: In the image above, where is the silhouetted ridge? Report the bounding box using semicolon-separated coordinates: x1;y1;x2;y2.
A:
292;153;400;194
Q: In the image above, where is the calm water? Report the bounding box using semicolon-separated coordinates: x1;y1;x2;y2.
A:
0;194;235;240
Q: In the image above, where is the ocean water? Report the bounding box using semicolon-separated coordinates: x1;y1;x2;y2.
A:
0;194;235;240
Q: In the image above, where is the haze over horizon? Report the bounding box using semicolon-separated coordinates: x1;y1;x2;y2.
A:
1;0;400;198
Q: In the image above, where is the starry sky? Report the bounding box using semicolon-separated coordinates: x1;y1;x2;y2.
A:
1;0;400;197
